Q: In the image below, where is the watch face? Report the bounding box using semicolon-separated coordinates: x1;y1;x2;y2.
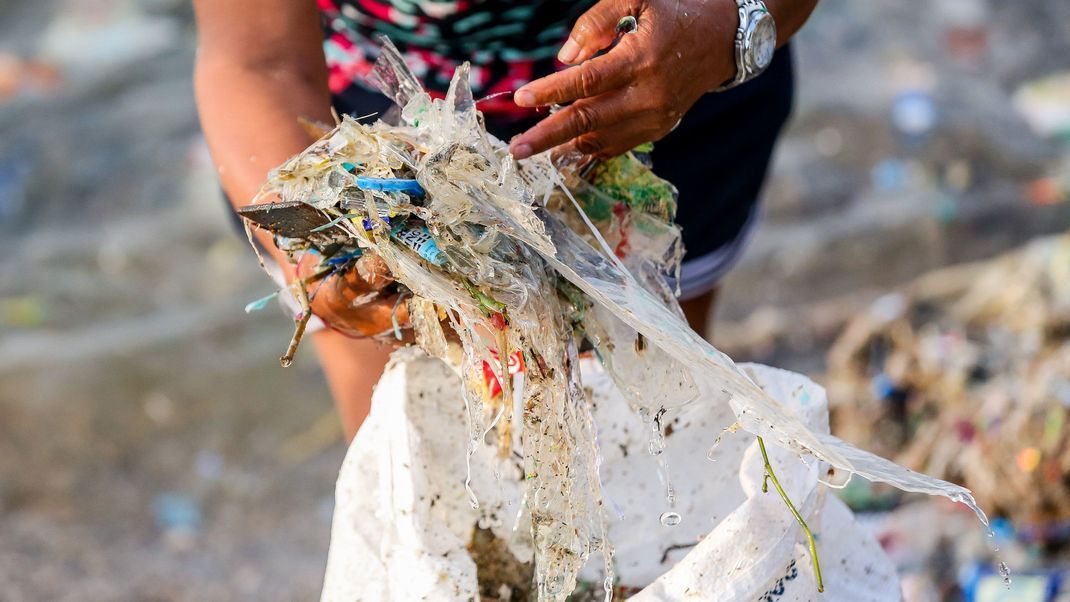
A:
747;12;777;72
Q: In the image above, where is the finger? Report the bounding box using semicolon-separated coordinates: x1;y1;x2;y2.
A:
514;44;639;107
558;0;642;64
313;287;410;339
511;93;632;159
509;88;650;160
558;117;656;159
353;253;393;290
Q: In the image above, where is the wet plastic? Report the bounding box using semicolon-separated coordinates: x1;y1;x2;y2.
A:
251;37;985;601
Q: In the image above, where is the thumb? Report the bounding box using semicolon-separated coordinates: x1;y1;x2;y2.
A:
560;0;641;64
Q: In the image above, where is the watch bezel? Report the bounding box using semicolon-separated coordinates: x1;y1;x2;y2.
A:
742;8;776;74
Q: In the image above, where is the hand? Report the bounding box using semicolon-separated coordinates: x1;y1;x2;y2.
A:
508;0;739;160
299;252;410;340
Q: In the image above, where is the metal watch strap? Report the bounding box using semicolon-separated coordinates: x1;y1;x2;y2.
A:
716;0;765;92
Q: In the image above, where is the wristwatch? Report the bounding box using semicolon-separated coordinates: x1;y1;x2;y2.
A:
717;0;777;91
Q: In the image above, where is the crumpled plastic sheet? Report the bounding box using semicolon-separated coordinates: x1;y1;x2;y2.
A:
530;206;983;514
254;38;985;600
321;349;900;601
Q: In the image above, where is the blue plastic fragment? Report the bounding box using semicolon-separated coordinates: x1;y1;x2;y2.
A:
355;175;425;198
392;225;447;266
326;249;365;265
244;291;279;313
362;216;391;231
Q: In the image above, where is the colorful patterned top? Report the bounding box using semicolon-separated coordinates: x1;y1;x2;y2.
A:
318;0;595;108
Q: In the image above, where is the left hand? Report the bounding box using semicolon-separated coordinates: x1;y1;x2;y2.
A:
508;0;739;160
299;252;411;340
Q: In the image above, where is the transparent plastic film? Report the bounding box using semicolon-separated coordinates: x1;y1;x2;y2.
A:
247;36;985;602
528;201;981;514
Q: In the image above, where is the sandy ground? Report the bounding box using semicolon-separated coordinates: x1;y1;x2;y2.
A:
1;0;1067;599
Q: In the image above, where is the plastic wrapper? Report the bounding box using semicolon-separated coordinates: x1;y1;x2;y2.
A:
242;37;987;601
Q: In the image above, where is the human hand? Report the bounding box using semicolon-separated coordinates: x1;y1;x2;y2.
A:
508;0;739;160
299;252;410;340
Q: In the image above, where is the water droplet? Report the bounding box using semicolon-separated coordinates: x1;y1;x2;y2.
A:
706;433;726;461
998;561;1011;588
603;576;614;601
660;511;682;526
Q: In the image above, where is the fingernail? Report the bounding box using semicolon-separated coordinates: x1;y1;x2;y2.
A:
511;142;533;160
514;88;536;107
558;38;580;64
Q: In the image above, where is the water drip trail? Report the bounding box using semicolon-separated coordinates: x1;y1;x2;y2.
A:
639;407;682;527
998;561;1012;588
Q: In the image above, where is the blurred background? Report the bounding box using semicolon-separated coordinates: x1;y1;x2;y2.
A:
1;0;1068;599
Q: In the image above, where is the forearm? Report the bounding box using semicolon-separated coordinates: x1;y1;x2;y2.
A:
193;56;332;270
196;61;395;434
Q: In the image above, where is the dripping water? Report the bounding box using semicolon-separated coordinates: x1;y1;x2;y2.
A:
463;438;480;509
950;492;1011;589
706;422;742;462
640;406;682;527
660;511;682;527
998;561;1012;588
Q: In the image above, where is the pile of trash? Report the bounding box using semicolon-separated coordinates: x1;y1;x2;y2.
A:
240;39;987;600
828;233;1070;527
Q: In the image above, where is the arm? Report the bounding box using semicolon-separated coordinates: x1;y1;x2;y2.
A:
193;0;331;271
192;0;392;439
509;0;819;159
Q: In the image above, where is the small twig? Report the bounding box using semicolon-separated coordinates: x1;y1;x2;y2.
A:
281;278;312;367
660;542;698;564
757;436;824;593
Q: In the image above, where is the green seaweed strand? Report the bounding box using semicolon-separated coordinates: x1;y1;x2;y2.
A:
757;436;825;593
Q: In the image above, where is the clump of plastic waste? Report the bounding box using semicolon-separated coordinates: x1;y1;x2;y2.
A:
828;233;1070;526
240;37;989;601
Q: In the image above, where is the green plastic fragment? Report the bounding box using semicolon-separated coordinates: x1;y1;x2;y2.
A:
584;152;678;221
463;280;506;314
